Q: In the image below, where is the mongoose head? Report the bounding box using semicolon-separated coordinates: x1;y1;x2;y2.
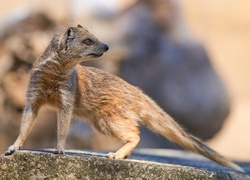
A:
55;24;109;63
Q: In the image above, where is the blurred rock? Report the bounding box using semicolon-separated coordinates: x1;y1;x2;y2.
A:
0;11;58;153
2;70;28;108
118;0;230;144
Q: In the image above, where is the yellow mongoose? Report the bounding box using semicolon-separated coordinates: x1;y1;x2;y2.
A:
5;25;243;172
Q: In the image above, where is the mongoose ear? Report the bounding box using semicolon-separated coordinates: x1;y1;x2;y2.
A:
58;28;75;52
77;24;83;29
67;28;75;39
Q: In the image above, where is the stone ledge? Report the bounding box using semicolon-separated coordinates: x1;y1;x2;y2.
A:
0;149;249;180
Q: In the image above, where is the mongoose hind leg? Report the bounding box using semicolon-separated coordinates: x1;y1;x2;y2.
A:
107;135;140;159
104;119;140;159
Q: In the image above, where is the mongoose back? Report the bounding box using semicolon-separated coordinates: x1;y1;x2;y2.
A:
5;25;243;172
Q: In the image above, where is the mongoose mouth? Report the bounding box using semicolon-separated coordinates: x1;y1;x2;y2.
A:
88;53;103;58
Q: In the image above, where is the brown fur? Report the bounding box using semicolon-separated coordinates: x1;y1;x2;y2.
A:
5;25;243;172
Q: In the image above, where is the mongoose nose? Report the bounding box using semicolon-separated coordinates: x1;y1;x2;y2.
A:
103;44;109;52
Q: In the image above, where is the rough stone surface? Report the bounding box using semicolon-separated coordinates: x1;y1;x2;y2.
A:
0;150;249;180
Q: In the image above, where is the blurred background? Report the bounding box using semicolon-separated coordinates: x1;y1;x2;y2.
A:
0;0;249;161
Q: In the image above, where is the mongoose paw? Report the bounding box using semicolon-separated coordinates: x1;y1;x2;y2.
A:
5;146;16;156
106;152;116;159
106;152;127;159
53;149;65;155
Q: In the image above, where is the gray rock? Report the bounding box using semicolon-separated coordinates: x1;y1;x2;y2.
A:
0;149;249;180
119;0;230;142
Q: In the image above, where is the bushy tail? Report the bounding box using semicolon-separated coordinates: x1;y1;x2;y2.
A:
141;100;244;172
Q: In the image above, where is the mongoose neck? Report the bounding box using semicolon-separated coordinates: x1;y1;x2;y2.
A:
32;56;76;76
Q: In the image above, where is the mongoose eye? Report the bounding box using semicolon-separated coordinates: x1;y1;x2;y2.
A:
83;39;94;45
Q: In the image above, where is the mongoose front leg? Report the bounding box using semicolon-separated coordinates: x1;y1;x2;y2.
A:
54;108;73;154
5;105;37;155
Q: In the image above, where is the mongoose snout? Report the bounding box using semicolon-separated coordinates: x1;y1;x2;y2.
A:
90;43;109;57
102;44;109;52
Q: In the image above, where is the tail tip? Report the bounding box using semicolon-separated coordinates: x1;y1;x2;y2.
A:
231;163;244;173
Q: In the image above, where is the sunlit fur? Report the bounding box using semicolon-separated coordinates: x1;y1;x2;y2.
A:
5;25;243;172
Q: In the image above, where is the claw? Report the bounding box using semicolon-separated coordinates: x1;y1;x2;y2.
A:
5;146;15;156
106;152;116;159
53;149;65;155
106;152;129;159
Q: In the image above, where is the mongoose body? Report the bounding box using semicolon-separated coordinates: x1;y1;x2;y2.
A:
5;25;243;172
